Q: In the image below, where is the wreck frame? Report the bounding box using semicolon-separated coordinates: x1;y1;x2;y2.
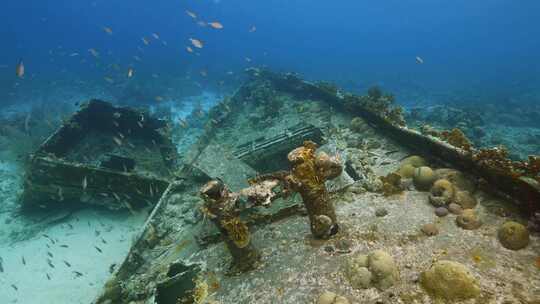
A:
19;70;536;304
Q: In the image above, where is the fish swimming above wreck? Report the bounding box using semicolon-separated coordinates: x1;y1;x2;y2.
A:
1;1;540;304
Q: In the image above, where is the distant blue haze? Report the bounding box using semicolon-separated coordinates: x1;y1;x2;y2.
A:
2;0;540;106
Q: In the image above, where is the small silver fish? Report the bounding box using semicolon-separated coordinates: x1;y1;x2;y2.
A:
57;186;64;201
47;251;53;258
24;113;31;134
109;263;116;273
73;271;83;277
47;259;55;268
46;273;51;280
94;246;103;253
63;260;71;267
415;56;424;64
113;136;122;146
22;256;26;265
11;284;18;291
82;176;88;190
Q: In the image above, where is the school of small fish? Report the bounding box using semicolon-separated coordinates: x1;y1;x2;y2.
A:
8;2;265;89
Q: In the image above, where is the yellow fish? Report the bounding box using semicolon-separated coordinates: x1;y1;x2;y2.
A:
16;59;24;78
185;10;197;19
208;22;223;29
189;38;203;49
102;26;113;35
88;48;99;57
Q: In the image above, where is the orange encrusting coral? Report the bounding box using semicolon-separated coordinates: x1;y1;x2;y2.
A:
380;172;404;196
440;128;472;151
287;141;342;239
199;180;260;273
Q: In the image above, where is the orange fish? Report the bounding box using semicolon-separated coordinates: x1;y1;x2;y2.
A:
16;59;24;78
186;10;197;19
189;38;203;49
208;22;223;29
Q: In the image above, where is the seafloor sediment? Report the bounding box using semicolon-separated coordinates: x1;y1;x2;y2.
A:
193;124;540;303
0;73;539;304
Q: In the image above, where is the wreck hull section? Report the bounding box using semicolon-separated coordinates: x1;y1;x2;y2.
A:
249;69;540;214
21;99;177;211
21;156;169;210
92;70;539;303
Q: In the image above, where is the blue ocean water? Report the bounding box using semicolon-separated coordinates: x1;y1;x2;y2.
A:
2;0;540;107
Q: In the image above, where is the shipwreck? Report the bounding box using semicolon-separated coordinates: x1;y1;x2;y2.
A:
19;69;539;304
